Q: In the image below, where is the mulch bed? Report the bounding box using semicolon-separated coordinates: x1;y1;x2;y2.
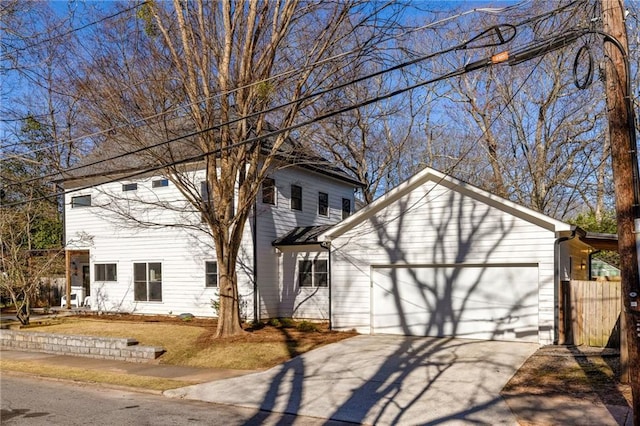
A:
502;345;632;407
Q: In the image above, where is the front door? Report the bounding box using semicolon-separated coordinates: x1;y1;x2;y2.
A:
82;265;90;296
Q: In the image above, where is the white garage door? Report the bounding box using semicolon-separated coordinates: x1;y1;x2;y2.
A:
371;265;539;342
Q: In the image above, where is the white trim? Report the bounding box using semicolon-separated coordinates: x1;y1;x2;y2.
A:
320;167;570;241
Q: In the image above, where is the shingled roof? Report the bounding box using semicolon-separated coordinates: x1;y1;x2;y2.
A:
58;116;362;187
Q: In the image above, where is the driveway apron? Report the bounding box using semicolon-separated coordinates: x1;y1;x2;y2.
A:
164;335;538;425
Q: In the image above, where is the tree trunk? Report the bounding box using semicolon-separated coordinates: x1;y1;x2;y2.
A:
215;249;244;338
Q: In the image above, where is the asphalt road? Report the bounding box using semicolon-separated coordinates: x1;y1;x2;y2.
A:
0;374;346;426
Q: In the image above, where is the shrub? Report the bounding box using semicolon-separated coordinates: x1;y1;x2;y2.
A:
267;318;281;327
296;320;319;332
279;317;295;328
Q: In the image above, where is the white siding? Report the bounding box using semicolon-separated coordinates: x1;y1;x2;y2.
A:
329;180;558;344
65;165;355;320
65;173;255;318
278;249;329;319
254;166;355;319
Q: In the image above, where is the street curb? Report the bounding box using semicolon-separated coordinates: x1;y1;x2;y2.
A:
0;368;164;395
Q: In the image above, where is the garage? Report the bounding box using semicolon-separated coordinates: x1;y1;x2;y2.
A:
371;265;539;342
319;167;580;345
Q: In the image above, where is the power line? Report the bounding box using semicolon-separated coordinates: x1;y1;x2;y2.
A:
0;0;560;158
3;0;584;184
0;2;147;60
2;22;570;209
3;21;522;188
327;51;566;242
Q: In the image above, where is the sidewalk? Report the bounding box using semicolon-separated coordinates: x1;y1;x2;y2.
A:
0;349;254;388
1;344;634;425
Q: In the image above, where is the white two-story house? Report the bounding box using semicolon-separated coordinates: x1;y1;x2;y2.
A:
61;135;616;346
61;143;361;322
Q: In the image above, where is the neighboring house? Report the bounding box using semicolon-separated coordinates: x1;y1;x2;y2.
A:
63;158;614;346
591;258;621;279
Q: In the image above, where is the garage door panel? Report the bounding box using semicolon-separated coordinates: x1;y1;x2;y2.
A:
372;266;538;342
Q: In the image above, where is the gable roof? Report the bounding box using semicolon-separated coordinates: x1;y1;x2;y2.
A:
319;166;572;241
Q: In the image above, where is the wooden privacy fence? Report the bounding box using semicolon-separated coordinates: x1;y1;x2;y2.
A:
559;280;621;348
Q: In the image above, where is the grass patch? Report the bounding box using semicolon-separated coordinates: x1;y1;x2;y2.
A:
16;315;356;370
0;360;192;391
25;319;208;366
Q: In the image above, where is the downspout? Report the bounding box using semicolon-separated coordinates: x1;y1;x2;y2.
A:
588;250;601;281
252;200;258;324
321;241;332;329
554;227;579;345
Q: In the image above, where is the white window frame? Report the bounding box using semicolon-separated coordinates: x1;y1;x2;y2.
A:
298;258;328;288
152;178;169;188
318;192;329;217
291;184;302;211
341;197;351;219
94;263;117;282
71;195;91;208
205;261;218;288
133;262;162;302
122;183;138;192
262;177;276;205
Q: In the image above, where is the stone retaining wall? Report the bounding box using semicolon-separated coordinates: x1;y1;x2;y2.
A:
0;329;164;363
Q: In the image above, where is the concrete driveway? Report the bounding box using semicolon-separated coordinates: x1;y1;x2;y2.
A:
165;335;538;425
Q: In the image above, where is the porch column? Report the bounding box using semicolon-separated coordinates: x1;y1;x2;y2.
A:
65;250;71;309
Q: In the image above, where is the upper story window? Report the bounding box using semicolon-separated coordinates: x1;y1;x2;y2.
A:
291;184;302;211
342;198;351;219
152;179;169;188
71;195;91;208
318;192;329;216
262;178;275;205
200;181;214;221
122;183;138;192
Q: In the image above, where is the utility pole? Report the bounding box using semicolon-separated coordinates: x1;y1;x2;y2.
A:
601;0;640;422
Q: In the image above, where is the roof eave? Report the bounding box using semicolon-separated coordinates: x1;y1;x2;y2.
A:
319;166;572;241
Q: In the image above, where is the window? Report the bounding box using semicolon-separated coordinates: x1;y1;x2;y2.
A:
298;259;328;287
134;262;162;302
152;179;169;188
200;180;214;220
205;261;218;288
201;181;212;206
262;178;275;205
342;198;351;219
318;192;328;216
95;263;117;281
291;184;302;211
298;260;313;287
122;183;138;192
71;195;91;208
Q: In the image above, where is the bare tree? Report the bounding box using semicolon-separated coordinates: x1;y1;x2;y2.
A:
302;57;433;204
1;2;86;321
0;197;63;324
414;3;613;220
70;1;403;337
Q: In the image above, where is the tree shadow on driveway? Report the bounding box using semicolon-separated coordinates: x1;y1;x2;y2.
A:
163;335;537;425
